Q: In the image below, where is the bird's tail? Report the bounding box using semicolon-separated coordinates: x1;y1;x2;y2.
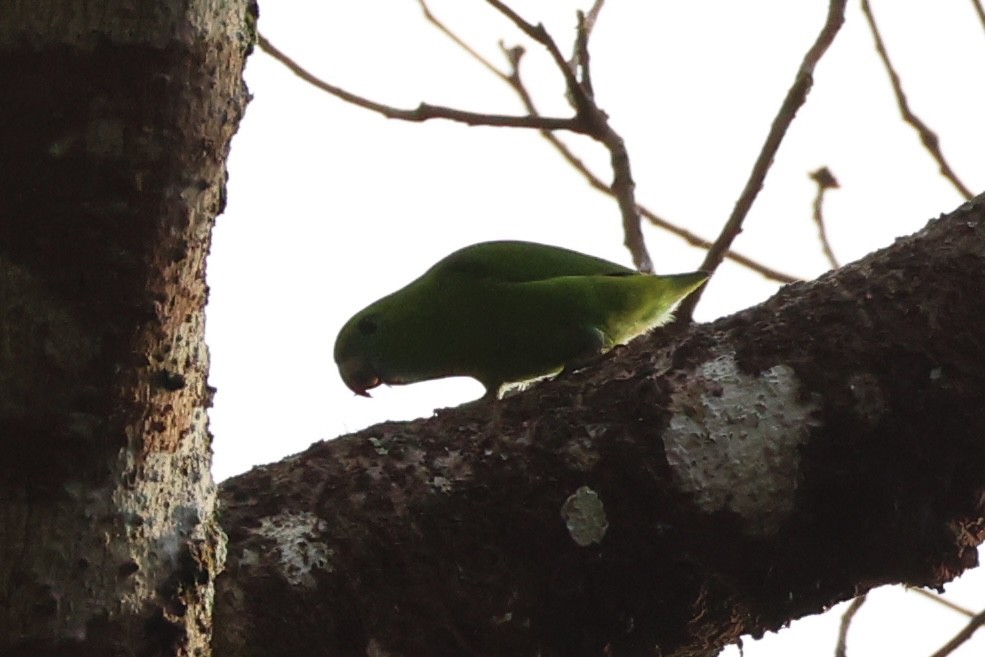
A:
609;271;709;342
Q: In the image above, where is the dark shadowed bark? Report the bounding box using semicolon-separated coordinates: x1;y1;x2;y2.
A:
0;1;251;654
215;197;985;657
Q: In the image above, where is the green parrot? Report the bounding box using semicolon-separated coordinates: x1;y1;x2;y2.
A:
334;240;708;399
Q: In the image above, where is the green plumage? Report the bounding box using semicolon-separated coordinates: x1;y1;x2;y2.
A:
334;241;707;398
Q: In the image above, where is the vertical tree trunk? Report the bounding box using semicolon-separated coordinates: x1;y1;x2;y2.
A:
0;2;251;654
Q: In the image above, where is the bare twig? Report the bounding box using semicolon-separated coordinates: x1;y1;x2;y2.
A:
583;0;606;32
417;1;509;82
973;0;985;32
676;0;847;321
573;10;596;98
540;124;800;282
570;1;605;95
570;0;606;67
485;0;590;114
909;587;977;617
928;607;985;657
835;594;867;657
809;167;841;269
860;0;974;200
256;34;582;133
485;0;653;272
262;9;655;273
418;0;797;283
603;117;651;272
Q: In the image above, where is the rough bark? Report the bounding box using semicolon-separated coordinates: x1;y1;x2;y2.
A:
0;1;251;655
215;196;985;657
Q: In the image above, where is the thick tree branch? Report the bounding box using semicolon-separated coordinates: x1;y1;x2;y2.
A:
214;195;985;657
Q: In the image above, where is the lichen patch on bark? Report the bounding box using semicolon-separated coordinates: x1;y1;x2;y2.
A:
663;352;821;535
561;485;609;546
254;511;334;587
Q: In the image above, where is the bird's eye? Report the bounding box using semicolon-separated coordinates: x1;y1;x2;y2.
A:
357;316;379;336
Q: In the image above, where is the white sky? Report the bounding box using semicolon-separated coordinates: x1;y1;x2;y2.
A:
205;1;984;655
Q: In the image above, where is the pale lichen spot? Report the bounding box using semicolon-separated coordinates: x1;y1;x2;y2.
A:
561;486;609;546
431;475;452;492
366;639;393;657
239;548;260;567
255;511;333;587
663;353;820;536
368;436;388;455
433;448;473;480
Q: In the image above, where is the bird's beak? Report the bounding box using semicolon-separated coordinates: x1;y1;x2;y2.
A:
338;357;381;397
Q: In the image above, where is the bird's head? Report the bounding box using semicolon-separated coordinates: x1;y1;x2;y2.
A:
334;312;385;397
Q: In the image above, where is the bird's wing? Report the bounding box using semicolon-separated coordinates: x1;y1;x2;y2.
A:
428;240;636;283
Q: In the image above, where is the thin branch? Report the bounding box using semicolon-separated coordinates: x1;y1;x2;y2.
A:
583;1;606;38
573;10;596;98
418;0;797;283
834;594;867;657
860;0;974;200
542;123;800;282
484;0;653;272
256;34;582;133
973;0;985;32
572;0;606;62
927;608;985;657
416;0;510;83
809;167;841;269
602;116;651;272
676;0;847;321
570;1;605;96
485;0;590;115
909;587;977;617
501;50;796;282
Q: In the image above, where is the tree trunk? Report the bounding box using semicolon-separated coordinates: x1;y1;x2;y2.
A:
215;197;985;657
0;1;251;655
